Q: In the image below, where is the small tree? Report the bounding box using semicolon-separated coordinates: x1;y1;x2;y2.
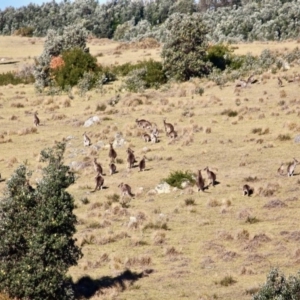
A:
0;141;82;300
253;268;300;300
161;13;211;81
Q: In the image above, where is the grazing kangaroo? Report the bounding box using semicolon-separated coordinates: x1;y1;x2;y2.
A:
127;148;136;169
118;182;134;199
109;143;117;162
243;184;252;196
109;162;117;175
196;170;205;192
136;118;152;129
168;130;178;139
94;173;104;191
83;132;91;147
33;112;40;127
163;118;174;134
204;167;217;187
139;156;146;172
287;158;299;177
142;133;151;142
93;158;103;175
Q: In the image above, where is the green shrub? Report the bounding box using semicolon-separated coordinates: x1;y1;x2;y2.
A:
114;59;167;90
52;48;98;89
207;44;234;70
164;170;195;189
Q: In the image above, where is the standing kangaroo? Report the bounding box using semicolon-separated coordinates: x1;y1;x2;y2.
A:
93;158;103;175
139;156;146;172
163;118;174;134
204;167;217;187
94;173;104;191
109;143;117;162
33;112;40;127
127;148;136;169
196;170;205;192
287;158;299;177
109;162;117;175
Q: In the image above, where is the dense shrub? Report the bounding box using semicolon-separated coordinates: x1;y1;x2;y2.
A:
52;48;98;89
206;44;234;70
119;59;167;91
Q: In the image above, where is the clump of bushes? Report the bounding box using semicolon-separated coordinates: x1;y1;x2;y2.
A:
164;170;195;189
253;268;300;299
115;59;167;92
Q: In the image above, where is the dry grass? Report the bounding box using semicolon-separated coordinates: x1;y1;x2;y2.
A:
1;37;300;300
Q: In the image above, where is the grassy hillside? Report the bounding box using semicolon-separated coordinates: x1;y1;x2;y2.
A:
1;37;300;300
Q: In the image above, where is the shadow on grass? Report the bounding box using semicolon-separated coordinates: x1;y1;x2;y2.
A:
73;269;153;298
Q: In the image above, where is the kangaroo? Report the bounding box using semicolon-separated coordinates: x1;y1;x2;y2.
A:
93;158;103;175
33;112;40;127
277;163;286;176
127;148;136;169
142;133;151;142
168;130;178;139
94;173;104;191
25;179;35;193
136;118;152;129
109;143;117;162
287;158;299;177
83;132;91;147
109;162;117;175
139;156;146;172
204;167;217;187
243;184;252;196
118;182;134;199
278;77;283;87
163;118;174;134
196;170;205;192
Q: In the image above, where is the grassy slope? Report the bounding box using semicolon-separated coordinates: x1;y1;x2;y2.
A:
1;37;300;299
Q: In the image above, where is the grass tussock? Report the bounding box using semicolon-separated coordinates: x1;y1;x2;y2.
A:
164;170;195;189
217;275;237;287
221;109;238;117
277;134;291;141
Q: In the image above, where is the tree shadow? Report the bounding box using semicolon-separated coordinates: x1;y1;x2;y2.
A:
73;269;153;299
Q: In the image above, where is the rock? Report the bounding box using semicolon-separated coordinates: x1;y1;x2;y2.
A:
294;135;300;143
113;132;126;148
155;182;171;194
128;216;137;228
83;116;100;127
91;141;105;151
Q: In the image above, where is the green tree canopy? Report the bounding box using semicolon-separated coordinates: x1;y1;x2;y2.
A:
161;13;211;81
0;141;82;300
